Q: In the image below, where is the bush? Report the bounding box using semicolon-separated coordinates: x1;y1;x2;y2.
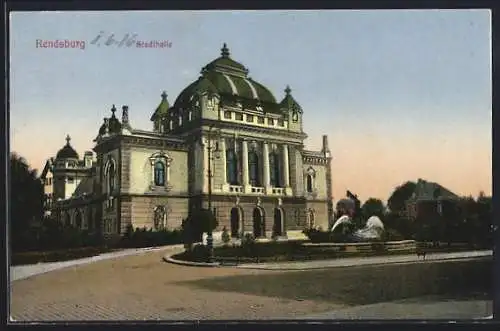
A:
303;228;350;243
11;217;106;253
119;227;184;248
173;244;210;262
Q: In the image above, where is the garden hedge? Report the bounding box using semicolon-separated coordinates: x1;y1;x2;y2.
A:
11;246;113;266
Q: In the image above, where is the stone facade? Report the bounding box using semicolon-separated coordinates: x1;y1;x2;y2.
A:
44;44;334;239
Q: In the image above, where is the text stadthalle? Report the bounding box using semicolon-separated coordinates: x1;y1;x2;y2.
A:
136;40;172;48
36;39;86;50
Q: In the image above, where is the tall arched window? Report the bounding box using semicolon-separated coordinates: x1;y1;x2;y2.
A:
269;152;281;187
75;210;82;228
107;162;115;194
154;161;165;186
248;151;260;186
226;149;239;185
65;212;71;227
306;174;313;193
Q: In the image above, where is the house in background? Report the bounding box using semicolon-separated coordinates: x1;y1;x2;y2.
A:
40;135;96;225
405;178;460;221
40;158;54;216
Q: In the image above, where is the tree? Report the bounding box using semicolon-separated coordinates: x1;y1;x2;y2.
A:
183;208;219;242
10;153;44;251
361;198;385;219
387;181;416;214
475;194;492;247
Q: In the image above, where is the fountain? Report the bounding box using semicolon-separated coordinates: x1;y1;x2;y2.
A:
303;191;415;254
352;216;385;241
329;193;385;241
330;215;352;232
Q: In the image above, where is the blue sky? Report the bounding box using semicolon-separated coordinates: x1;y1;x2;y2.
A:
9;10;491;201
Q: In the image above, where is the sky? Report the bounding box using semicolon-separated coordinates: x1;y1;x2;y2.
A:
9;10;492;203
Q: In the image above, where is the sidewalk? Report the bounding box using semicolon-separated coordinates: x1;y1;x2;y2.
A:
10;244;184;281
295;295;492;320
236;250;493;270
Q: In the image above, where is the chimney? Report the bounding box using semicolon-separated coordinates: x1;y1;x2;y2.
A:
321;134;330;156
122;105;129;126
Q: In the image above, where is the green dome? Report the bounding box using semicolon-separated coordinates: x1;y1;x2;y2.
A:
56;135;79;159
279;85;303;113
150;91;171;121
173;43;279;111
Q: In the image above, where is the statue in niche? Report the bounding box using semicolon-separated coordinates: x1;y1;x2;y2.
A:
154;206;166;230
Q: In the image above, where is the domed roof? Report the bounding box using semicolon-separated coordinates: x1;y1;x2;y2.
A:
56;135;79;159
98;105;122;136
173;43;279;111
150;91;170;121
279;85;303;113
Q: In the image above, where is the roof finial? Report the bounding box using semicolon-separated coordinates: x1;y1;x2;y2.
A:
221;43;230;58
285;85;292;96
161;91;167;100
111;104;117;117
65;134;71;146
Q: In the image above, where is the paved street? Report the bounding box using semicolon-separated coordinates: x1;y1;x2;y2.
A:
10;249;337;321
10;248;493;321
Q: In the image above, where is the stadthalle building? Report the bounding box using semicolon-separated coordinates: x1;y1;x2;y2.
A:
41;44;334;239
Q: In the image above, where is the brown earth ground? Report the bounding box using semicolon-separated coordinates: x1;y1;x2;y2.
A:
10;249;491;321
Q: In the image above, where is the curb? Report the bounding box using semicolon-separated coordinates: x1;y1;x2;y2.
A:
11;244;187;282
235;255;493;271
163;254;220;268
162;250;492;271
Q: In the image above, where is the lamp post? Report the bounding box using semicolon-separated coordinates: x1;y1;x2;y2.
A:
203;125;221;262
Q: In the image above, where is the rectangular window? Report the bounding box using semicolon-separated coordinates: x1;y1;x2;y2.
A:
257;116;265;124
67;177;74;183
235;113;243;121
246;114;254;122
268;118;274;126
278;119;285;127
224;111;232;119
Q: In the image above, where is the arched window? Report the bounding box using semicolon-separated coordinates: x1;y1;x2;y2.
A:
226;149;239;185
75;210;82;228
305;167;316;193
154;161;165;186
269;151;281;187
65;212;71;227
248;151;260;186
306;174;313;193
107;161;115;194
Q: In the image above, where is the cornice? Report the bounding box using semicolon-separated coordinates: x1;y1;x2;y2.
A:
199;119;307;141
302;155;328;165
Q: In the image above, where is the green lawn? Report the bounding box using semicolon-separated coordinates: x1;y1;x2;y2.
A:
175;258;492;306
